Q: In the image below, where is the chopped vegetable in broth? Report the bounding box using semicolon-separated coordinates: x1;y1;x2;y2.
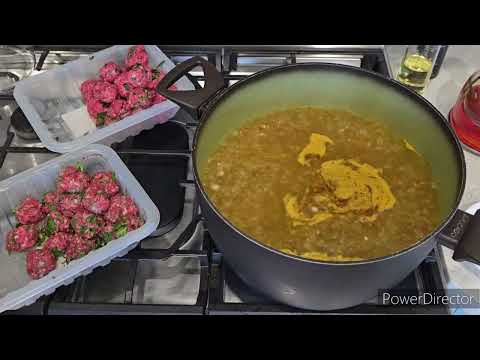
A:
202;107;441;261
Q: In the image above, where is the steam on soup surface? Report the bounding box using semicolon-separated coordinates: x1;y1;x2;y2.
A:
201;107;440;261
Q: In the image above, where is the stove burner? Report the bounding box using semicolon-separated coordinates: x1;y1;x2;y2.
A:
115;121;190;235
10;108;38;140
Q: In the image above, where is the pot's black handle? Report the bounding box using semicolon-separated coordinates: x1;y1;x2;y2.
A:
156;56;226;121
438;209;480;265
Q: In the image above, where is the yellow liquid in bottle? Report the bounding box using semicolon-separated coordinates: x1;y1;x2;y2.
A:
397;54;433;93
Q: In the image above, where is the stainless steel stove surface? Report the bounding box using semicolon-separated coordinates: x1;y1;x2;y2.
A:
0;45;449;315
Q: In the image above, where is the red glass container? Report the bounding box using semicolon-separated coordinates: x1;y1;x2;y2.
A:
450;71;480;152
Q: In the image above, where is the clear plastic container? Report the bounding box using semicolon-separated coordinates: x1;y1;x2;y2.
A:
0;144;160;313
13;45;194;153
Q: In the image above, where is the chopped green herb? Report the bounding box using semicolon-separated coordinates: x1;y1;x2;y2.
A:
46;217;56;235
94;238;104;249
97;112;107;126
87;215;96;223
37;231;49;246
95;233;113;249
52;248;63;258
123;83;130;91
102;232;114;243
76;163;85;172
80;225;88;235
114;224;128;238
111;172;116;182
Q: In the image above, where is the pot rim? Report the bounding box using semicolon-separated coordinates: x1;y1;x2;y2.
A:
192;62;467;266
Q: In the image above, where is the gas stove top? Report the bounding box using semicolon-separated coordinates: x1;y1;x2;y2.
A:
0;45;449;315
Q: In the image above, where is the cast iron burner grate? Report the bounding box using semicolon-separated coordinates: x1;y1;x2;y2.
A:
0;45;450;315
10;108;38;140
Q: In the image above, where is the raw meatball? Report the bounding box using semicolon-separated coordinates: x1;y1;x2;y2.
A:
91;171;120;197
125;45;149;68
26;249;56;279
107;98;130;120
45;210;71;233
114;72;132;98
104;117;119;126
147;69;165;90
58;193;83;218
92;81;118;103
42;191;60;214
44;232;71;256
127;88;154;111
71;210;104;239
15;196;45;225
57;165;90;194
80;79;99;102
59;165;79;179
100;221;124;242
5;225;38;252
82;184;110;214
104;194;139;223
65;234;96;262
99;62;122;83
127;215;144;231
126;64;152;88
87;99;110;126
100;215;144;244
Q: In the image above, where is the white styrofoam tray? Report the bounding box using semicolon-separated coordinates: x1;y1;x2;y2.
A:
13;45;194;153
0;144;160;313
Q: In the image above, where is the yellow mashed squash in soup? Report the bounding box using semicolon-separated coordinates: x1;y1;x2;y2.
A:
202;107;440;261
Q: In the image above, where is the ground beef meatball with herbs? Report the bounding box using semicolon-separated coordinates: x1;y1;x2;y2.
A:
98;221;125;245
147;68;165;90
71;210;104;239
127;87;154;111
104;117;119;126
15;196;45;225
65;234;96;262
41;210;71;234
82;183;110;214
86;99;110;126
36;209;71;245
107;98;129;120
98;215;144;246
125;45;149;69
5;224;38;253
92;81;118;103
43;232;71;257
26;249;56;279
42;191;60;214
104;194;139;223
127;215;145;231
80;79;99;102
57;165;90;194
99;62;122;83
58;193;83;218
91;171;120;197
114;72;132;98
126;64;152;88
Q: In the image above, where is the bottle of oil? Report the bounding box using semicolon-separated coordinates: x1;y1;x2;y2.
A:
396;45;440;94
